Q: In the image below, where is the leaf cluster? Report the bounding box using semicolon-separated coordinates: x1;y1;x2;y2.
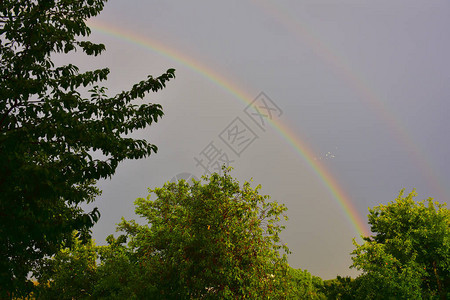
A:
118;169;291;299
33;171;293;299
351;189;449;299
289;268;326;299
0;0;175;296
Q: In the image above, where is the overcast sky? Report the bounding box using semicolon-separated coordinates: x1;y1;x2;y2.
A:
67;0;450;279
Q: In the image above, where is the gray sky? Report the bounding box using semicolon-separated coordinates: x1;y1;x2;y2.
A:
70;0;450;279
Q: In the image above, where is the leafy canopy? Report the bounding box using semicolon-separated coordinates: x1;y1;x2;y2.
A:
35;233;154;300
0;0;174;295
34;231;98;300
35;171;293;299
119;169;291;299
351;189;450;299
289;267;326;299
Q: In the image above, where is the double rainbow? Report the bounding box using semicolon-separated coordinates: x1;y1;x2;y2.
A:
87;19;373;238
252;0;448;202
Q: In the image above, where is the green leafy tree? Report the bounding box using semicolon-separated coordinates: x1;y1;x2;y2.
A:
34;232;99;300
0;0;175;296
118;170;291;299
289;268;326;299
93;235;158;299
322;276;357;300
351;189;450;299
35;233;155;300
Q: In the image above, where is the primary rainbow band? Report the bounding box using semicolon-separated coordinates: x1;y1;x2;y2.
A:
251;0;448;202
87;19;370;238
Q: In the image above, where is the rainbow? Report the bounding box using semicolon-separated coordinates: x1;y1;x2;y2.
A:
86;19;370;237
251;0;448;202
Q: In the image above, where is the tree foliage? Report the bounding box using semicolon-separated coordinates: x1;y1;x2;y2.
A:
351;189;450;299
289;268;326;299
118;170;291;299
0;0;175;295
35;233;155;300
93;234;157;299
35;171;293;298
322;276;357;300
34;232;98;300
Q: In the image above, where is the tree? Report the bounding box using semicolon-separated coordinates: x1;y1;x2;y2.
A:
34;231;99;300
35;233;155;300
351;189;450;299
118;170;291;299
93;234;157;299
0;0;175;296
322;276;357;300
289;268;326;299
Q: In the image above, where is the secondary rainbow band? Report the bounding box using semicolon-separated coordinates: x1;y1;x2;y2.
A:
87;19;370;237
251;0;449;202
